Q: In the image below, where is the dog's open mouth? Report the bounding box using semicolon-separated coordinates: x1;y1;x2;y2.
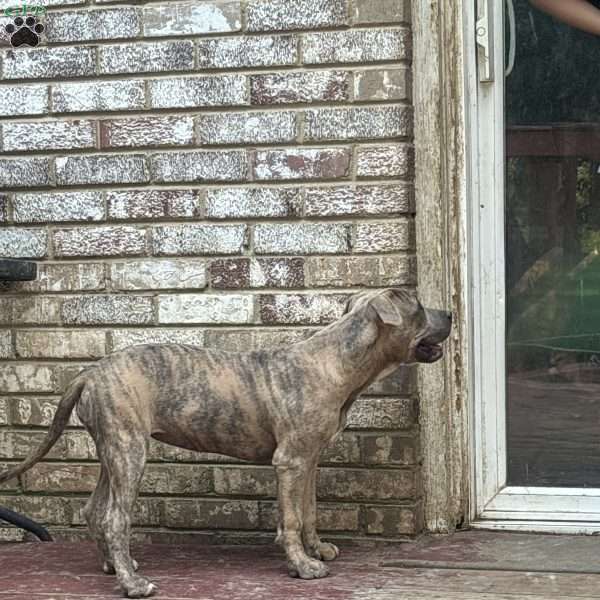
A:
415;341;443;363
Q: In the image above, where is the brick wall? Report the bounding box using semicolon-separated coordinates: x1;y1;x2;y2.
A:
0;0;418;542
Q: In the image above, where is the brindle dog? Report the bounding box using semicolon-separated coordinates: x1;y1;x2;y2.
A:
0;288;451;598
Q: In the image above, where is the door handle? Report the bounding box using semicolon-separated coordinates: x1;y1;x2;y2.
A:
476;0;495;82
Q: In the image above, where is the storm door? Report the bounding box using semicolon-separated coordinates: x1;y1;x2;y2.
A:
471;0;600;530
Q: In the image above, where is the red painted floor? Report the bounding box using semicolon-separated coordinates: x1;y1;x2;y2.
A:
0;540;395;599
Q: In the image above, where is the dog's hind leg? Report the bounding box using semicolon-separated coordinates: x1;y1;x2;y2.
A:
84;467;139;576
301;460;339;562
84;466;112;572
97;434;155;599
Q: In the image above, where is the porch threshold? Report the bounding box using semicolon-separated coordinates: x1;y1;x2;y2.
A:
381;529;600;574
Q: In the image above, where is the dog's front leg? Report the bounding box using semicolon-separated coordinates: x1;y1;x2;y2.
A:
273;449;330;579
302;461;339;562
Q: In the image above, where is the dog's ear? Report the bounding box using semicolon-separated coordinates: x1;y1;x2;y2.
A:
367;290;404;327
344;289;418;326
343;291;370;314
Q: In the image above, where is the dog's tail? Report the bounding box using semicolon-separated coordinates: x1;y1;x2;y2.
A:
0;376;86;485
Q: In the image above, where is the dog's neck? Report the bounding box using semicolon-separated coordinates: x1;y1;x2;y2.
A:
301;311;398;399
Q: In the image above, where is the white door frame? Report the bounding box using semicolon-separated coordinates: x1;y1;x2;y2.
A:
467;0;600;534
413;0;472;532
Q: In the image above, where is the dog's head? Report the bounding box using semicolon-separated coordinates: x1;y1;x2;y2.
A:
343;288;452;364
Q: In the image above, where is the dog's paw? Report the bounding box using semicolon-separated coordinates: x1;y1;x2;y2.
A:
123;576;157;598
287;557;330;580
316;542;340;561
305;540;340;561
103;559;139;574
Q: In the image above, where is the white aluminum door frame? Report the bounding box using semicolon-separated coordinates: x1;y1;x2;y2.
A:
467;0;600;533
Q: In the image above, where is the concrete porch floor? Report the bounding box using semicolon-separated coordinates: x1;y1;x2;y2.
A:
1;530;600;599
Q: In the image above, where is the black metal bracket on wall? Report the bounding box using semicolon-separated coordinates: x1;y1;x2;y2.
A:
0;259;53;542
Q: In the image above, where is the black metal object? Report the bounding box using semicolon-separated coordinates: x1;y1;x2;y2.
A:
0;259;52;541
0;506;53;541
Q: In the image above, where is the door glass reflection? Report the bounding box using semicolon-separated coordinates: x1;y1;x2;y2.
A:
505;0;600;486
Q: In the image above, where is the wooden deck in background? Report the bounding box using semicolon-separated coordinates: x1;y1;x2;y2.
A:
2;531;600;599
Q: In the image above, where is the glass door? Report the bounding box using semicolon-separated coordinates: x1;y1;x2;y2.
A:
472;0;600;530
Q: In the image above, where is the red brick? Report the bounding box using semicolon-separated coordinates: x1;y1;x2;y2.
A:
209;258;250;289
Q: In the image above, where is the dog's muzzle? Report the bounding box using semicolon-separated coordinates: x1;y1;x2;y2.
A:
415;310;452;363
415;340;444;363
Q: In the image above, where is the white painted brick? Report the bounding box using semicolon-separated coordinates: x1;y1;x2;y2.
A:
13;192;104;223
259;293;346;324
55;154;149;185
13;262;105;292
100;115;194;148
45;7;140;43
357;143;414;178
152;224;246;256
12;263;105;293
0;364;56;393
0;331;13;359
150;150;246;183
149;75;247;109
198;111;296;145
305;185;412;216
13;0;84;6
353;221;414;253
158;294;253;324
347;398;414;429
2;120;95;152
250;71;348;104
0;398;8;425
142;1;240;36
0;157;50;187
306;256;380;287
197;35;297;69
254;223;349;254
354;68;411;101
1;46;96;80
303;29;411;64
0;85;48;116
249;257;304;288
99;40;193;75
111;259;206;290
305;106;412;141
62;295;154;325
252;148;350;181
51;80;145;113
0;297;62;325
15;330;106;359
352;0;411;24
0;228;47;258
205;188;301;219
246;0;347;31
112;328;205;351
108;190;200;220
53;226;146;257
379;255;417;286
9;396;81;428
